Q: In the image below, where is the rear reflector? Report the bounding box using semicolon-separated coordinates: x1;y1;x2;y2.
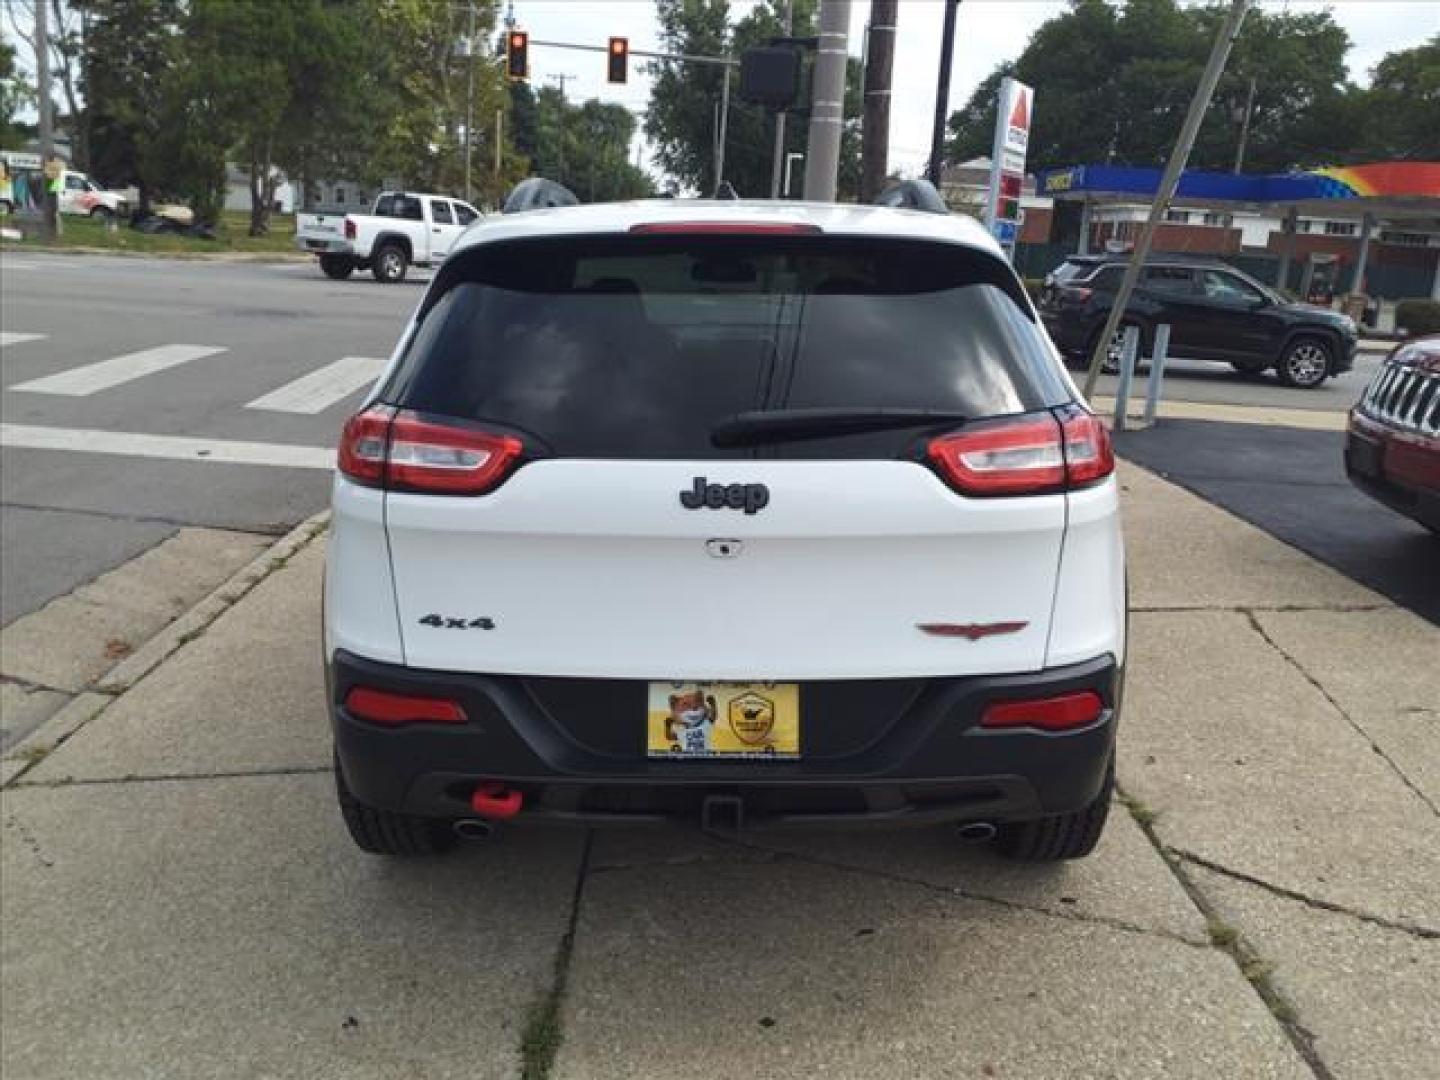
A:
980;691;1104;732
337;407;524;496
344;687;466;726
926;409;1114;497
628;221;822;235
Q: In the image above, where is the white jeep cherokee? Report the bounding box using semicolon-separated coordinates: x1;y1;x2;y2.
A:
325;192;1126;860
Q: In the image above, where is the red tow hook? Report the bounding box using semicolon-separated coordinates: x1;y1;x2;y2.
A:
470;782;523;821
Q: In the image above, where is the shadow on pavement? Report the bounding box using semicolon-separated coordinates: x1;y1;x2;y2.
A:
1115;419;1438;625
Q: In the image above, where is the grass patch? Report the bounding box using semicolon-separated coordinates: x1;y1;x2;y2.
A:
520;995;565;1080
1206;918;1240;948
1;210;298;255
14;744;51;765
1117;790;1158;827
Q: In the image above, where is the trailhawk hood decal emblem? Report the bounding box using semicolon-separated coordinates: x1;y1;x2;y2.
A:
917;621;1029;641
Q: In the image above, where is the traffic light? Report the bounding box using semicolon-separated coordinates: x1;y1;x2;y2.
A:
997;172;1022;221
608;37;629;84
506;31;529;81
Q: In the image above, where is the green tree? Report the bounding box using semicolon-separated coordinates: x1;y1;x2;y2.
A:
644;0;862;199
1358;34;1440;160
946;0;1359;174
530;87;652;202
80;0;183;207
1;32;31;148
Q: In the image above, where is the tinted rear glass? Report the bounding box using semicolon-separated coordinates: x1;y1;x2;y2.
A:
382;235;1072;459
375;194;422;221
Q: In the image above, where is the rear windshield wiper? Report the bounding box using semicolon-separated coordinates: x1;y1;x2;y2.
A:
711;407;969;448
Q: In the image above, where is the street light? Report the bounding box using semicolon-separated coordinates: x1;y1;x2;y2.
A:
784;153;804;198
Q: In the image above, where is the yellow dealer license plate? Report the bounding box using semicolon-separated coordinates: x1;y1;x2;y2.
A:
647;682;800;760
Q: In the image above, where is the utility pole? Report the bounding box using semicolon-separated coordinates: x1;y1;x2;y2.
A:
495;108;504;176
769;0;794;198
1232;74;1256;174
36;0;59;241
464;0;477;204
547;74;575;179
714;63;732;195
1082;0;1252;398
803;0;851;202
860;0;898;202
926;0;959;187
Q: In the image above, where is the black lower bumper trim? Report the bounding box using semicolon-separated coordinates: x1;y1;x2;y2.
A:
330;651;1121;827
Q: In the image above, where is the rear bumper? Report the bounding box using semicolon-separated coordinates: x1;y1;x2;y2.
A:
299;238;354;255
329;651;1121;829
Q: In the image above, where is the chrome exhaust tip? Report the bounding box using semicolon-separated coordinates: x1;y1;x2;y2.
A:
453;818;496;840
956;822;998;843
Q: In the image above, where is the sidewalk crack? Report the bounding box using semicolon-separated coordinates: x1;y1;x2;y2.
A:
1171;848;1439;940
1116;780;1337;1080
724;836;1210;948
519;830;593;1080
1243;609;1439;818
11;765;332;788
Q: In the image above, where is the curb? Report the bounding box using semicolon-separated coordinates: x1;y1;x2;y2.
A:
0;245;310;263
0;512;329;787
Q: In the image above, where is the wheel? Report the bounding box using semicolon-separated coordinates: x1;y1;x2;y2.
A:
1230;359;1267;376
320;254;355;280
1090;321;1142;375
371;243;408;283
994;761;1114;862
88;206;113;220
1276;336;1332;389
0;198;14;216
335;754;455;856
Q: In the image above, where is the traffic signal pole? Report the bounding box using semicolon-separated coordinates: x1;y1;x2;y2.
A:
1081;0;1252;399
926;0;959;187
803;0;851;202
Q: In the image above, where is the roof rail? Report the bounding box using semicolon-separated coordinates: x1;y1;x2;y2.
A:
874;179;949;215
502;178;580;214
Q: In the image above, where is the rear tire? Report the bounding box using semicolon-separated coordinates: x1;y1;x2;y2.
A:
994;762;1114;862
1276;336;1333;389
335;754;455;856
320;254;355;280
371;243;408;284
89;206;113;220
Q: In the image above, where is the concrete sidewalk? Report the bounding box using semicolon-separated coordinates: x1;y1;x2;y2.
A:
2;464;1436;1079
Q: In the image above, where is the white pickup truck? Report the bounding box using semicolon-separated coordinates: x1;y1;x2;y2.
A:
295;192;482;283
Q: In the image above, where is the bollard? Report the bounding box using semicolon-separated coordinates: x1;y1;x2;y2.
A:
1143;323;1171;426
1112;324;1140;432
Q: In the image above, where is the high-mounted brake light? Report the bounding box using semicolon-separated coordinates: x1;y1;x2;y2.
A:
344;686;466;726
981;691;1104;732
628;221;822;235
926;410;1113;497
337;407;524;496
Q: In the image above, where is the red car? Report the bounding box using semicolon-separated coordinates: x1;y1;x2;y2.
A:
1346;336;1440;533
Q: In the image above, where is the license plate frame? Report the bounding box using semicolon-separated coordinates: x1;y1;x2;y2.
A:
646;682;800;760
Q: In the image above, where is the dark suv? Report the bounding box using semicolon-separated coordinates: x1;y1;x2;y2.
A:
1038;255;1357;389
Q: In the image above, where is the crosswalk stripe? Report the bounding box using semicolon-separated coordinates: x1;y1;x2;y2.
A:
245;355;386;414
0;332;47;348
0;423;334;470
9;343;227;396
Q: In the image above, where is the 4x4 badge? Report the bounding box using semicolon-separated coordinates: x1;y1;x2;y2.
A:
679;477;770;515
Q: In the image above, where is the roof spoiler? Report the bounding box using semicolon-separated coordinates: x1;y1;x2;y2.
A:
874;179;948;215
502;178;580;214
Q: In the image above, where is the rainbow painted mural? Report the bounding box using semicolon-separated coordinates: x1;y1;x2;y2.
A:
1306;162;1440;199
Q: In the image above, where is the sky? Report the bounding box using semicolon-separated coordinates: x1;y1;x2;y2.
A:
510;0;1439;179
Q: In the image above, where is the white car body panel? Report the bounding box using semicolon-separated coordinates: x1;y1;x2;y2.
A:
296;193;479;263
383;460;1066;679
326;198;1125;685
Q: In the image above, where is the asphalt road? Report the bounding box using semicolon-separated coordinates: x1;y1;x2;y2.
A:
1;252;424;623
1115;419;1439;625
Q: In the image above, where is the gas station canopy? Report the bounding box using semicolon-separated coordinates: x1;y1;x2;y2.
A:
1037;161;1440;220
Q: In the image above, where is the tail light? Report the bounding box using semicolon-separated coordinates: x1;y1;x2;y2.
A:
981;690;1104;731
1060;285;1093;303
344;217;356;240
344;686;466;726
338;406;524;496
926;409;1113;497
